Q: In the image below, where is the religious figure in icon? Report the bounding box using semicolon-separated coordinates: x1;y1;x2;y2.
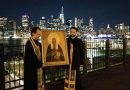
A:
46;33;65;62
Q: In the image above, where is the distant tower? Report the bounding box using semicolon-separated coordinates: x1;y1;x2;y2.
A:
39;17;46;29
31;21;34;27
59;6;64;24
107;24;110;29
75;17;78;27
22;14;29;31
8;20;17;37
0;17;7;37
0;17;7;29
77;18;83;27
89;18;94;31
51;15;53;19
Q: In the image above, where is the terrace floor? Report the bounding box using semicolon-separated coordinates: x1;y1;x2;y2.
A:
82;61;130;90
46;61;130;90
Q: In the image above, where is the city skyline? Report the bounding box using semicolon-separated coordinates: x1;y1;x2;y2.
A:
0;0;130;29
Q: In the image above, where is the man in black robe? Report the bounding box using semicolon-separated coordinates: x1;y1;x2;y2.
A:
67;27;84;90
24;27;43;90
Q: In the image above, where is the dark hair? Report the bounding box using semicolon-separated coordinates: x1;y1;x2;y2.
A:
70;27;78;32
31;27;40;36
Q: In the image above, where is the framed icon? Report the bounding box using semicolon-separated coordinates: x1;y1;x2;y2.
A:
41;30;69;66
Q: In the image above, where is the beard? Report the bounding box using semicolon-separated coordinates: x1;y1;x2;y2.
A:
70;34;76;38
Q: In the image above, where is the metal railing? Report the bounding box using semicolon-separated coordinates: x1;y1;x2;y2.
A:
0;37;130;89
4;45;24;90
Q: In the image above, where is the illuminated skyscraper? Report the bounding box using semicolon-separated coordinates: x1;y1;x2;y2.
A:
89;18;94;31
8;20;17;37
74;17;78;27
115;23;129;36
39;17;46;29
74;17;83;28
46;6;65;30
59;6;64;24
0;17;8;38
107;24;110;29
21;14;29;31
0;17;7;29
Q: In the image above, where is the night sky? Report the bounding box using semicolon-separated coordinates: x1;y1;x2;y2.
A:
0;0;130;29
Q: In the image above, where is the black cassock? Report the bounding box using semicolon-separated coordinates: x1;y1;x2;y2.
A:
67;37;84;90
67;37;84;70
24;39;42;90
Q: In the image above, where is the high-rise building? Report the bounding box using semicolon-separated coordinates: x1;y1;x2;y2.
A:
0;17;7;29
59;6;64;24
21;14;29;31
39;17;46;29
77;18;83;28
75;17;96;36
66;18;72;36
0;17;8;38
89;18;94;31
115;23;129;36
98;24;114;36
74;17;78;27
47;16;61;30
7;20;17;37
